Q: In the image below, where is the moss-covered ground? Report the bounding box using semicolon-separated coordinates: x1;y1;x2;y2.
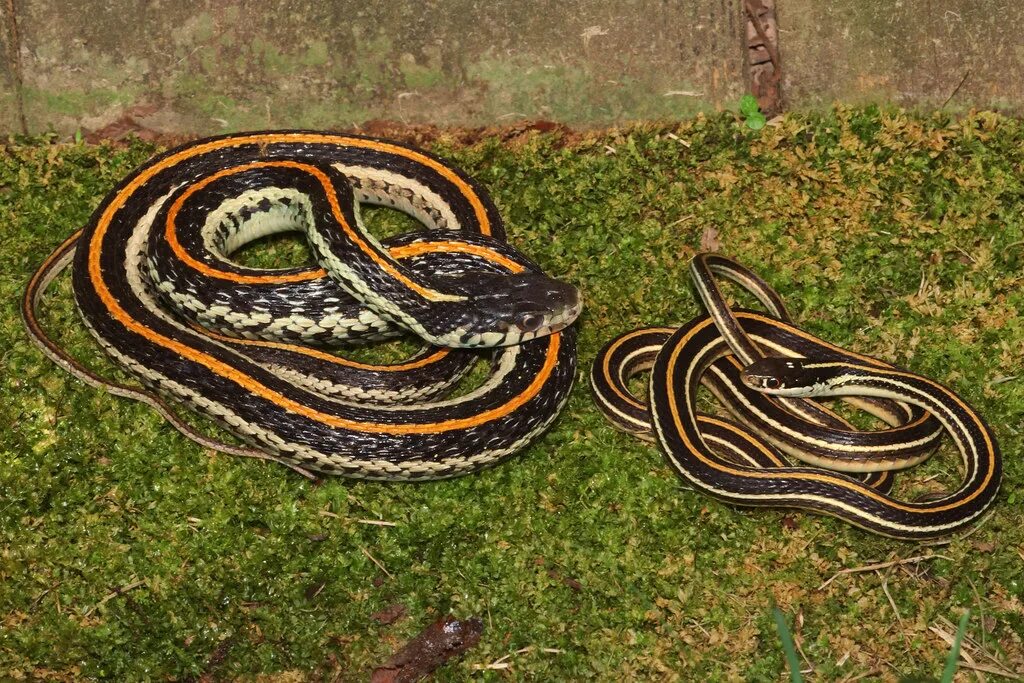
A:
1;109;1022;680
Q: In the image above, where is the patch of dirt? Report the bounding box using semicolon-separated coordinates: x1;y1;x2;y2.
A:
83;106;587;150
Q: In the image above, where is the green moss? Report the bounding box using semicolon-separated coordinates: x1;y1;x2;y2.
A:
400;57;444;90
301;40;330;68
24;87;124;117
467;57;709;122
1;109;1023;679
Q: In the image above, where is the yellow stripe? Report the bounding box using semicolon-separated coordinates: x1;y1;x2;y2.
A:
600;327;674;411
663;316;995;515
701;415;786;467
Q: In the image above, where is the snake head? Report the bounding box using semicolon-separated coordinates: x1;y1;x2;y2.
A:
739;357;830;396
431;271;582;347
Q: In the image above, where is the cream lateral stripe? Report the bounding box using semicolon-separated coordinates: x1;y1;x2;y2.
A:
692;255;943;469
700;257;790;321
591;324;902;472
94;245;563;434
594;253;999;538
708;366;938;455
793;362;992;463
747;333;925;430
661;318;996;528
699;363;925;474
588;327;789;469
195;324;454;372
28;131;579;480
146;132;494;274
88;146;554;433
599;327;675;409
331;162;461;231
201;186;314;261
163;160;461;302
743;336;918;425
712;357;856;428
181;239;529;383
593;317;936;453
700;416;787;467
615;347;657;404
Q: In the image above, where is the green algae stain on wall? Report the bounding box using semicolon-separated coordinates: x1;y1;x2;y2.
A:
7;0;740;135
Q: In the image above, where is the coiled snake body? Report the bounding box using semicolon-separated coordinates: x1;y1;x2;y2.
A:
24;131;581;479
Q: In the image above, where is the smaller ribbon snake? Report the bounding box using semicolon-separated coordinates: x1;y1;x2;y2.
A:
23;131;581;480
591;253;1001;539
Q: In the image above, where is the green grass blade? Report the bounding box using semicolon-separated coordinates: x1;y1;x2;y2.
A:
772;606;804;683
939;610;970;683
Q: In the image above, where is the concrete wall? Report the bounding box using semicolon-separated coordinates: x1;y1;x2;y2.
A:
783;2;1024;110
1;0;1021;137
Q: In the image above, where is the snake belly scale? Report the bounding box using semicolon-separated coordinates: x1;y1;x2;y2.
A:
23;131;581;480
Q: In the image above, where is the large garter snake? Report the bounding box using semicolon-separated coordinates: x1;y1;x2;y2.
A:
592;253;1001;539
23;131;581;479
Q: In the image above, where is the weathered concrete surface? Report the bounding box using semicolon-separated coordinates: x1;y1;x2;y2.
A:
2;0;744;136
781;1;1024;109
1;0;23;132
2;0;1023;137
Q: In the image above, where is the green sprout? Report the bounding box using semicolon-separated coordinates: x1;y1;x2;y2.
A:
773;606;970;683
740;94;767;130
938;610;970;683
772;606;804;683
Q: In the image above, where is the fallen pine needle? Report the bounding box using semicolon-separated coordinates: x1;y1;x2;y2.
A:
317;511;397;527
359;546;393;579
357;519;398;527
84;578;145;617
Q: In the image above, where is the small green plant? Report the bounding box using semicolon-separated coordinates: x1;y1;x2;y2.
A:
740;94;767;130
773;607;970;683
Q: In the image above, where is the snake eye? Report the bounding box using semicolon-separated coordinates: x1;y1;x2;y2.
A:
518;314;545;333
765;377;782;390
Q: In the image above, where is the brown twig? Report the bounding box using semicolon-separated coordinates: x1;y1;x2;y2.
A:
818;554;952;590
940;70;971;108
878;574;908;646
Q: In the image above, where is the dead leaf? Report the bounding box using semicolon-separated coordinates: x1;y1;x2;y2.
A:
700;227;723;252
371;615;483;683
372;604;408;626
972;540;998;553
